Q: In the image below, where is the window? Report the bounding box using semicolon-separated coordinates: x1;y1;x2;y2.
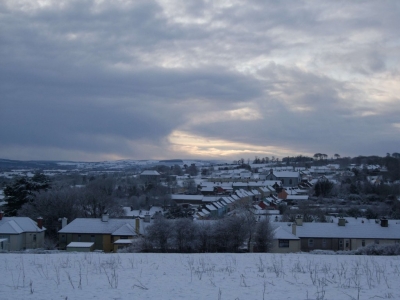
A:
33;234;37;242
78;234;81;242
375;240;380;244
90;235;95;242
289;179;292;185
339;240;343;248
322;239;327;248
362;240;365;247
120;236;128;239
279;240;289;248
308;239;314;247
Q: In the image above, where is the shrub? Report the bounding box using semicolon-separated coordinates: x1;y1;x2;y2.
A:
355;243;400;256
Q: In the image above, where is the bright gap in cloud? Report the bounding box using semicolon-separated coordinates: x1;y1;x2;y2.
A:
189;107;262;125
168;130;299;159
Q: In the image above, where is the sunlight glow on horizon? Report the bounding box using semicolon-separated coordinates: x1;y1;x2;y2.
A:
168;130;307;160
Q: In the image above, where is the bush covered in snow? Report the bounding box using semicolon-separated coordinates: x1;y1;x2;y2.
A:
355;243;400;255
311;243;400;256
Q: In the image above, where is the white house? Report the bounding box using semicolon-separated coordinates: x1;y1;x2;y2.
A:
0;211;46;251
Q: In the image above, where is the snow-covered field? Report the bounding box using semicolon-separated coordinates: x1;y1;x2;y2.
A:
1;252;399;300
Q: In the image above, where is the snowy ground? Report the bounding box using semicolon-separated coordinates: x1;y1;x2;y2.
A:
0;252;399;300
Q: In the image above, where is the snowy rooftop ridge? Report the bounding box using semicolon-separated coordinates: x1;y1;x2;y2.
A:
0;217;45;234
59;218;147;235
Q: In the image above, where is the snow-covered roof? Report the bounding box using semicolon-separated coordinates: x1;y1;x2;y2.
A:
201;209;210;215
111;223;137;236
205;204;217;211
171;195;203;201
0;217;45;234
220;197;234;204
258;186;274;193
272;226;299;240
123;206;163;218
67;242;94;248
141;170;161;176
265;210;280;215
277;221;400;239
201;186;214;192
271;171;300;178
59;218;147;235
285;195;309;201
113;239;134;244
202;196;222;203
195;211;205;217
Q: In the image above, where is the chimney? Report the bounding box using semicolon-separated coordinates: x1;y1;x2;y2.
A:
135;217;140;234
61;217;67;228
144;213;151;223
292;223;297;235
0;210;3;220
380;218;388;227
338;218;346;226
37;217;43;229
101;214;109;222
295;215;303;226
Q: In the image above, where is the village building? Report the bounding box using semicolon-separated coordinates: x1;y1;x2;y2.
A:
0;211;46;251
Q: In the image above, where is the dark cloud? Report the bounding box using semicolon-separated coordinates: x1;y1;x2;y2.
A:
0;0;399;160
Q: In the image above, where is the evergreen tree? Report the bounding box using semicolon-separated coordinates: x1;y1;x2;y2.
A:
3;173;50;216
314;179;334;197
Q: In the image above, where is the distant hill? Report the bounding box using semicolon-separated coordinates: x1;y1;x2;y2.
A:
0;159;60;170
0;158;229;173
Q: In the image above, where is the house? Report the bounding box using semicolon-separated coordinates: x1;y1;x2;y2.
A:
140;170;161;185
66;242;94;252
58;214;148;252
269;225;300;253
171;194;204;205
122;206;164;219
261;169;301;187
0;211;46;251
277;216;400;252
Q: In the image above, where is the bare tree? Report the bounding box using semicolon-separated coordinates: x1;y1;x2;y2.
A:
18;188;81;239
215;216;248;252
234;200;257;251
254;217;274;252
77;188;123;218
184;179;197;194
173;218;199;252
197;221;215;253
146;215;173;252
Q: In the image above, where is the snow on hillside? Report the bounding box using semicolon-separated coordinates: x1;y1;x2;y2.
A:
1;252;399;300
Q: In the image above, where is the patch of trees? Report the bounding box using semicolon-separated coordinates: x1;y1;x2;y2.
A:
281;155;313;164
282;203;328;223
139;215;274;253
18;177;124;239
348;154;400;181
3;173;50;216
314;179;334;197
252;156;270;164
185;164;199;176
313;153;328;161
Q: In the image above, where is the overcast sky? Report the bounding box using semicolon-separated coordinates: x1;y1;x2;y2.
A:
1;0;399;162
